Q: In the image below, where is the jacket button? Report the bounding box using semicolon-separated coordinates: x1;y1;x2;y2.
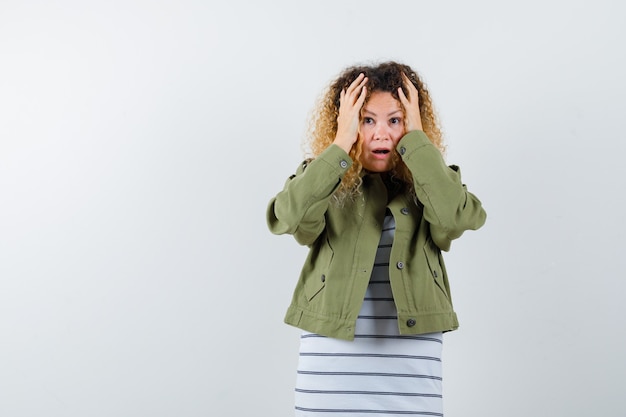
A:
407;318;416;327
340;160;348;168
401;207;409;215
433;270;438;278
399;146;406;155
396;261;404;269
321;274;326;282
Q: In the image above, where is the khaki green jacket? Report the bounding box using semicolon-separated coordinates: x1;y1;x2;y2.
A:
267;130;486;340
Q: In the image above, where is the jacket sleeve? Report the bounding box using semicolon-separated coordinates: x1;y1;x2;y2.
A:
397;130;486;251
266;144;353;246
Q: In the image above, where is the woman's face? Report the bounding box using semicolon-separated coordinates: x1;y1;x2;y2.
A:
358;91;405;173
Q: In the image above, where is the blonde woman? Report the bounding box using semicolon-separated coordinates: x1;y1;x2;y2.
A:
267;61;486;416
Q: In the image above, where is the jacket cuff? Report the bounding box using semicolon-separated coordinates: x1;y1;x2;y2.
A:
396;130;434;157
316;143;353;175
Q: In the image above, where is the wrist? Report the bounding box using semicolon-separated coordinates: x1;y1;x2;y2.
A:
407;122;423;132
333;135;355;154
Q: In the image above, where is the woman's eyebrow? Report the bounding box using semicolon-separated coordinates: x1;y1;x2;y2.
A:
363;109;403;117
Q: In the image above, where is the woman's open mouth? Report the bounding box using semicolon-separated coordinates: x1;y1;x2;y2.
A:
372;149;391;159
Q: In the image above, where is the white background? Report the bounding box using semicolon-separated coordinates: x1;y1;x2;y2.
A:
1;1;625;416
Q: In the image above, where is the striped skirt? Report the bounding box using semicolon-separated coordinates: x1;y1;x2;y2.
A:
294;215;444;416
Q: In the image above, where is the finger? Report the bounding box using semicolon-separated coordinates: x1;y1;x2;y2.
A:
402;73;418;100
397;86;409;107
348;73;365;89
355;85;367;108
401;74;411;98
345;79;368;107
346;73;367;95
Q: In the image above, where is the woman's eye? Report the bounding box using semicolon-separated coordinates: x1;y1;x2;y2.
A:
390;118;401;124
363;117;374;124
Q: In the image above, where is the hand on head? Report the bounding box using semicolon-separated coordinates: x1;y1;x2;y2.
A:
333;73;368;154
398;73;423;132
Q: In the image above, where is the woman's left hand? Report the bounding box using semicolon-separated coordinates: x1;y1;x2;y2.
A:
398;73;423;132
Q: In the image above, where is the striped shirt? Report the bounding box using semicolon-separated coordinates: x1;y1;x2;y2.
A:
295;215;444;416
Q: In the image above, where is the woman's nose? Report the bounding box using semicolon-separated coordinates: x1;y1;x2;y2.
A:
374;124;390;140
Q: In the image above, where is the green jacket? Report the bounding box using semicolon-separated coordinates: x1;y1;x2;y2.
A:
266;130;486;340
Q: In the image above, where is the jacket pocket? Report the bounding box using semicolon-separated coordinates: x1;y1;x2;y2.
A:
423;241;449;299
304;276;325;302
303;238;334;302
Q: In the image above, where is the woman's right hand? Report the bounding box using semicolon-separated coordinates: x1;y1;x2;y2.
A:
333;73;368;154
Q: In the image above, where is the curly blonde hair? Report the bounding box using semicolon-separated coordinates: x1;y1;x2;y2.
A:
304;61;445;202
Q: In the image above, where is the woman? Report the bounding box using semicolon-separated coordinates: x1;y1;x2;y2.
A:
267;61;486;416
